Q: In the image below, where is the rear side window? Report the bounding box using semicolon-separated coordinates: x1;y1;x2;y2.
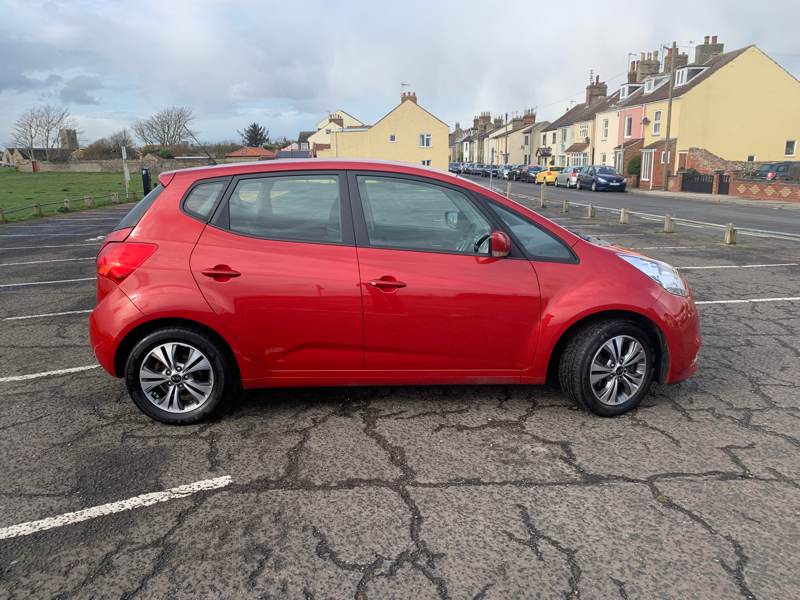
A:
228;175;342;243
490;203;574;262
183;180;227;220
114;185;163;231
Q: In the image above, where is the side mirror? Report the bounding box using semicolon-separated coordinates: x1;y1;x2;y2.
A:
444;210;459;230
489;231;511;258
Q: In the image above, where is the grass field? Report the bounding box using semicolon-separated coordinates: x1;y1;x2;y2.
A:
0;170;144;221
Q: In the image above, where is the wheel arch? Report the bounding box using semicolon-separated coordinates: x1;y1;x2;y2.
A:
113;317;241;380
545;309;669;384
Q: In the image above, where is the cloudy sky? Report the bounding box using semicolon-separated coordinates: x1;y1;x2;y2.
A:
2;0;798;146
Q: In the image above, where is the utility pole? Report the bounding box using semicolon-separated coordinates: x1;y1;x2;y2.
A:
504;112;509;165
619;52;637;178
663;41;677;191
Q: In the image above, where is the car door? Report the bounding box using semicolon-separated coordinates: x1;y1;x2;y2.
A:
190;171;364;373
349;172;541;375
581;167;594;186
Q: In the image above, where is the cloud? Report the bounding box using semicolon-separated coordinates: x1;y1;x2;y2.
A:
59;75;101;105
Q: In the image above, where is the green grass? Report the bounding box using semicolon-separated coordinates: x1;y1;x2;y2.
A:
0;170;145;222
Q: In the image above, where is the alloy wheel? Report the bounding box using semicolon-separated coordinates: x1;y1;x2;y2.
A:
139;342;215;413
589;335;647;406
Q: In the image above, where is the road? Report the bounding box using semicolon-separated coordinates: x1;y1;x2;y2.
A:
464;174;800;236
1;205;799;598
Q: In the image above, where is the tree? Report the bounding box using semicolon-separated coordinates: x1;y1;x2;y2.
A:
12;108;40;160
626;154;641;177
108;129;135;150
132;106;194;146
238;122;269;147
37;104;72;160
81;129;138;160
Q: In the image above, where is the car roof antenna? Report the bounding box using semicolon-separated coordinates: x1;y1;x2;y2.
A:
183;124;217;166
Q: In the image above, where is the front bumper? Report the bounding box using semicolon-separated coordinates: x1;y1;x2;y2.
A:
651;290;701;383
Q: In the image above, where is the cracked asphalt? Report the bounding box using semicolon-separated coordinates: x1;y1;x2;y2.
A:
0;197;798;599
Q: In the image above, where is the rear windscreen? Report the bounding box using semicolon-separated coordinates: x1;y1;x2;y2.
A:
114;185;164;231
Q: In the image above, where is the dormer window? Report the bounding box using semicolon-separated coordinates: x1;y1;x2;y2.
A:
643;76;668;94
619;83;642;100
675;66;707;87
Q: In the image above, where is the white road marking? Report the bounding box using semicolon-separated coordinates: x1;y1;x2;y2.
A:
0;243;102;251
696;297;800;305
0;365;99;383
0;476;233;540
679;263;799;270
632;246;709;250
3;309;93;321
0;257;94;267
0;277;95;288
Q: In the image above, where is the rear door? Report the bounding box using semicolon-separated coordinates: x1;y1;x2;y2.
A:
349;172;541;375
190;171;363;373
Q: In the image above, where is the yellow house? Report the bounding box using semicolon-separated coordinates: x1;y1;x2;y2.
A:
317;93;449;170
307;110;364;152
592;107;619;166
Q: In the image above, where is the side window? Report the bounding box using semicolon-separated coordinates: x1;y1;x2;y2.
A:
228;175;341;243
356;176;491;255
183;180;227;220
490;203;574;262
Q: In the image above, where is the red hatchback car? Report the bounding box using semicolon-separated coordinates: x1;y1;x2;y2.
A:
90;159;700;424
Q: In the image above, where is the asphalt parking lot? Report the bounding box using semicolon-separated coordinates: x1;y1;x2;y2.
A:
1;199;799;599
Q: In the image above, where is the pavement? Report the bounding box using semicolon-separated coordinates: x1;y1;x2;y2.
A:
1;200;799;599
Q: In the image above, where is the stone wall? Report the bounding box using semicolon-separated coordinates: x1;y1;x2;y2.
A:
729;179;800;202
682;147;758;175
16;156;248;174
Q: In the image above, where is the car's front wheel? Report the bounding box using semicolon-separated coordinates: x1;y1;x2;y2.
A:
558;319;655;416
125;327;236;424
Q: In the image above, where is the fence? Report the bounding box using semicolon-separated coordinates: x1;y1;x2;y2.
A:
0;191;138;223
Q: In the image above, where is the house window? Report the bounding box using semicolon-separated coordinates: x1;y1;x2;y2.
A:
644;79;655;93
389;134;397;143
419;134;431;147
551;132;556;144
579;124;588;139
542;133;547;145
619;87;629;100
641;151;653;181
600;152;607;164
747;155;756;162
325;129;331;134
675;69;687;86
652;110;662;136
602;119;609;140
523;134;529;146
624;116;633;138
786;140;796;156
421;160;431;166
300;142;309;150
660;151;670;164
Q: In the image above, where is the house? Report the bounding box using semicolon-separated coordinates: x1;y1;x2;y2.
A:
482;110;543;165
297;131;314;153
613;37;800;188
2;147;73;165
308;110;365;156
224;146;277;161
448;122;467;162
316;92;449;169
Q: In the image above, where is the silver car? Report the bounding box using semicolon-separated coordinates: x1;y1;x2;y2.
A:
554;166;584;188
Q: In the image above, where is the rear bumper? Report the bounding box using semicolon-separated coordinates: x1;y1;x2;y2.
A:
89;280;144;376
651;291;701;383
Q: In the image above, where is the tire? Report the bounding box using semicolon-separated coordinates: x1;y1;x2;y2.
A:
554;179;559;187
124;327;237;424
558;319;655;417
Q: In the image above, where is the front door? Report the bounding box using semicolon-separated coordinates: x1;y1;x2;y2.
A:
350;173;541;375
191;172;363;373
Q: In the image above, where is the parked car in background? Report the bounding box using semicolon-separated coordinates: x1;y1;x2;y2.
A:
576;165;626;191
500;164;514;179
535;166;563;185
554;166;584;188
517;165;543;183
90;158;700;423
752;161;800;181
448;163;460;173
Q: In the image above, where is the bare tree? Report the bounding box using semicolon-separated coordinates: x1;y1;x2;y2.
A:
108;129;135;149
37;104;72;159
12;108;42;161
132;107;195;147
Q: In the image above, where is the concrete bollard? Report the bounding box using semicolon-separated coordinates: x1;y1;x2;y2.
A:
0;207;5;223
63;198;71;211
587;204;596;219
34;203;43;217
663;214;674;233
540;183;547;208
505;180;511;198
724;223;737;245
84;195;95;208
111;192;119;204
561;199;569;214
620;208;629;224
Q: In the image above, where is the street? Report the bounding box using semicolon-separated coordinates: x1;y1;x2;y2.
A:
0;202;799;598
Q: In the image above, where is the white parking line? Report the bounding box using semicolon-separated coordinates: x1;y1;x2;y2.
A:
0;277;95;288
0;243;102;251
679;263;799;270
696;297;800;305
0;476;232;540
3;309;93;321
0;365;99;383
632;246;709;250
0;257;94;267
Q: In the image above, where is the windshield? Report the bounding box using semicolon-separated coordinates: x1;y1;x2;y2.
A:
596;166;618;175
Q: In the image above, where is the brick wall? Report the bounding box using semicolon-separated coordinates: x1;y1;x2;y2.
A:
683;147;757;175
729;179;800;202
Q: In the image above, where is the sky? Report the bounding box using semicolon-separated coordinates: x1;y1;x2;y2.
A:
2;0;799;147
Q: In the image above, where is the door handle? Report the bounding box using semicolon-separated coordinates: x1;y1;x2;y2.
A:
201;265;241;280
368;277;407;290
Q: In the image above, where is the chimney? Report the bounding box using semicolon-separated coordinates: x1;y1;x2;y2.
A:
585;75;608;103
636;51;660;82
522;109;535;126
401;91;417;103
493;116;504;129
695;35;724;64
627;60;637;84
329;115;343;127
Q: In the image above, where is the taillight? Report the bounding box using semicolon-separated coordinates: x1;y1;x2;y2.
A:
96;242;157;285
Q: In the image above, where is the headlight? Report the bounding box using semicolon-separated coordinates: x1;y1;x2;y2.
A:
597;177;608;183
618;254;688;296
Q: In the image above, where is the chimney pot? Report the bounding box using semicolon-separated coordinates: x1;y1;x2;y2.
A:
711;35;718;44
704;35;710;44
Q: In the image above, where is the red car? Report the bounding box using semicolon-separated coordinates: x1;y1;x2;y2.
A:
90;159;700;424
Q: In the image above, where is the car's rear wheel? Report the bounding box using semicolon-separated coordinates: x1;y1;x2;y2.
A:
558;319;655;416
125;327;236;424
